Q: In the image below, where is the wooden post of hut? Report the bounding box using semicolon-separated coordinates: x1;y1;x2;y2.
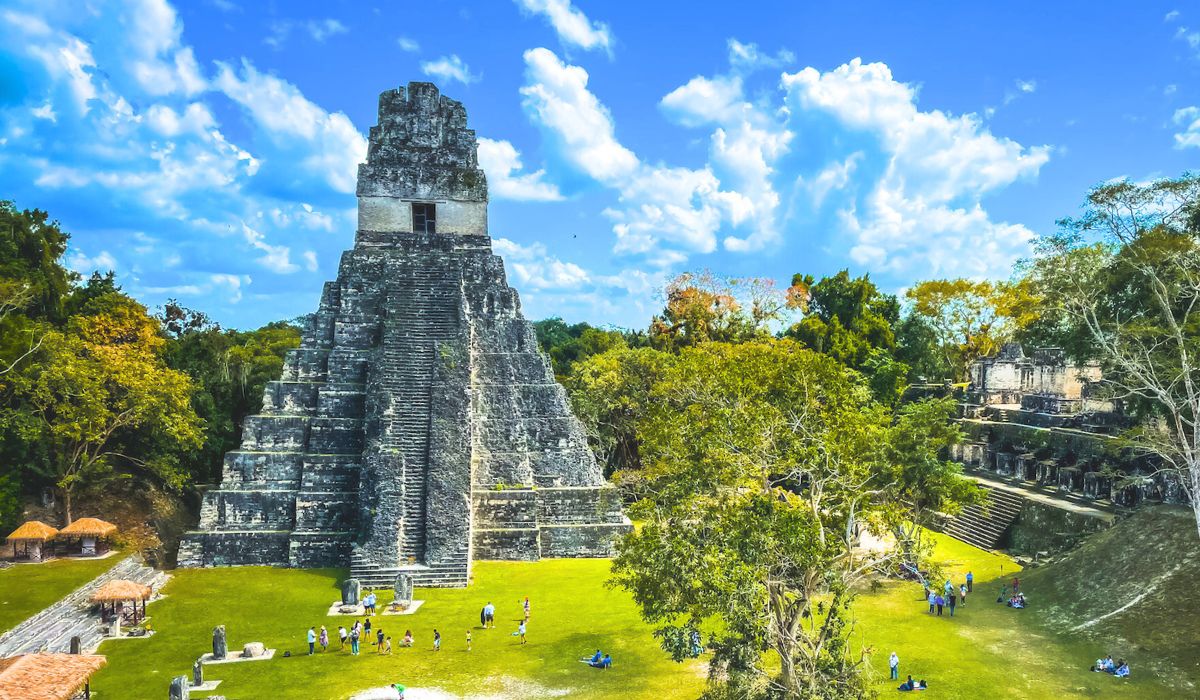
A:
5;521;59;562
57;517;117;557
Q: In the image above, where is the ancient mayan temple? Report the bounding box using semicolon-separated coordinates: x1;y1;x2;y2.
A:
178;82;630;586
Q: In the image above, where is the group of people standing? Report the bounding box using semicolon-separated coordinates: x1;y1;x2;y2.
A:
924;570;972;618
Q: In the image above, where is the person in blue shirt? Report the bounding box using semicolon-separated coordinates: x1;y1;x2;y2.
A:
966;571;974;592
587;650;603;665
599;654;612;669
307;627;316;655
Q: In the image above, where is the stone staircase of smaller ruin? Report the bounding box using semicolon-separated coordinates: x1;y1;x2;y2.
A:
0;556;169;657
349;550;470;588
939;486;1025;550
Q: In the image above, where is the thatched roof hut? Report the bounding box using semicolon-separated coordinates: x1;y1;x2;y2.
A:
89;579;152;604
5;521;58;542
0;653;107;700
58;518;117;539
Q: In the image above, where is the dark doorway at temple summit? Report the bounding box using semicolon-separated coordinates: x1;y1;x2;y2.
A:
178;82;631;587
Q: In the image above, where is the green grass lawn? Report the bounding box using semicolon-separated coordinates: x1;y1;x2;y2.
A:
857;532;1179;699
0;555;121;634
85;534;1186;699
91;559;707;699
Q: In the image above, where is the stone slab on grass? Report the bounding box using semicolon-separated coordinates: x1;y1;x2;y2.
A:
199;647;275;665
381;600;424;616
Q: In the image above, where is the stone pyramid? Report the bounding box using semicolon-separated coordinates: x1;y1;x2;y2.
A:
178;82;630;586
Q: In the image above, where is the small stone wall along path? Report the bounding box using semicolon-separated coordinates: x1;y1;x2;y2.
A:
0;556;168;656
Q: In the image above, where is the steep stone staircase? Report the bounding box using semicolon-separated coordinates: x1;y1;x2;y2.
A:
939;486;1025;550
0;556;169;656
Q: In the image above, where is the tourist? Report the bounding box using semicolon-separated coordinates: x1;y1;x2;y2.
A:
484;601;496;629
514;620;527;644
308;626;316;655
966;570;973;592
319;625;329;652
889;651;900;680
466;629;472;651
1114;659;1130;678
584;650;603;665
479;605;487;628
377;628;385;648
523;596;531;621
350;625;361;655
381;635;392;655
1012;577;1020;594
898;675;916;691
949;591;957;617
689;630;703;657
935;594;944;616
599;653;612;669
365;618;373;644
1091;654;1115;673
959;584;968;606
927;590;937;614
402;630;413;647
943;579;953;595
338;625;348;650
433;629;441;651
366;592;377;615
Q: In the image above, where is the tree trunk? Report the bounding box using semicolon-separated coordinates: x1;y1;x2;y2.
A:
61;487;73;525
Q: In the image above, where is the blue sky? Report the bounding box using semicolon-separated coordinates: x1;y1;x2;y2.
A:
1;0;1197;330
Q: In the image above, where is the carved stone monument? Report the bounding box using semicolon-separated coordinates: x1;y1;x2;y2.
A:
212;625;226;660
169;675;189;700
341;578;361;606
178;81;631;587
192;659;203;687
394;573;413;605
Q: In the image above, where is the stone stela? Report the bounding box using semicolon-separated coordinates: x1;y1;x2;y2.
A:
178;82;631;587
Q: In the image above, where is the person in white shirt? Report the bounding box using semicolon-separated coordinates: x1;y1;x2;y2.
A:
889;651;900;680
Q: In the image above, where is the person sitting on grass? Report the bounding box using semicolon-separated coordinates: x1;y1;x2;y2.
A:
1007;592;1026;609
1114;659;1130;678
582;650;603;665
898;675;915;691
598;654;612;669
401;630;413;647
1091;655;1115;673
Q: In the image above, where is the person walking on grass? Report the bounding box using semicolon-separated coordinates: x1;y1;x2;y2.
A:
515;620;527;644
338;625;348;650
433;629;441;652
949;591;957;617
927;590;937;614
308;626;316;655
960;583;968;607
381;635;392;655
523;596;531;621
466;629;472;651
966;570;973;592
319;625;329;652
364;618;373;644
377;628;385;648
350;625;360;655
935;594;944;616
889;651;900;681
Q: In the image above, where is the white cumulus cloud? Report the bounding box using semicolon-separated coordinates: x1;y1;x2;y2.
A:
477;138;563;201
515;0;613;54
420;55;480;85
1174;106;1200;148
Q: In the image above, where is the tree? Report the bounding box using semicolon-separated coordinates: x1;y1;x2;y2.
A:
905;278;1036;381
649;271;800;351
6;293;201;522
786;270;908;402
1025;174;1200;537
874;397;985;570
611;341;887;699
565;346;675;475
532;317;630;379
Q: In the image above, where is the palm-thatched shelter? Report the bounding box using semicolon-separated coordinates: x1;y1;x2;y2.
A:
5;521;59;562
0;653;106;699
57;517;117;557
90;579;153;625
